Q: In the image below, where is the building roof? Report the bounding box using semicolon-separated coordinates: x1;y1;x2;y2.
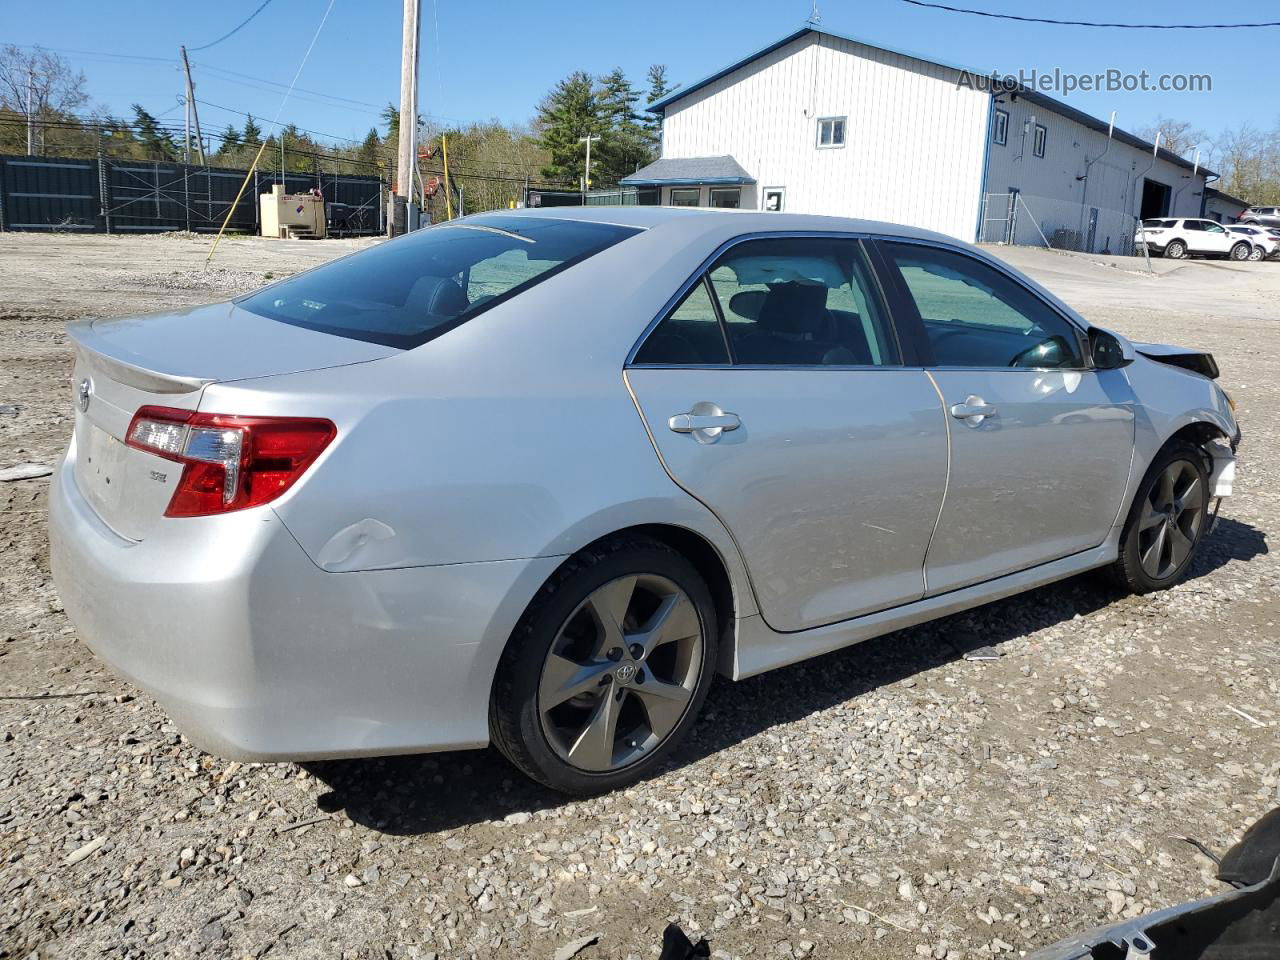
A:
1205;186;1251;208
647;26;1215;178
620;155;756;186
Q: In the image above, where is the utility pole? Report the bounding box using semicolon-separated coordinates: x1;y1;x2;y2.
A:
180;47;206;165
578;134;600;203
26;69;34;156
393;0;422;234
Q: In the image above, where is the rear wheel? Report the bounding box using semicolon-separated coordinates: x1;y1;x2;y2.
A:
1111;442;1210;593
1165;239;1187;260
1248;245;1264;262
1230;241;1251;261
490;537;717;794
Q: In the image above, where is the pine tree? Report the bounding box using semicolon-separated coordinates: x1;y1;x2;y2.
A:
130;104;176;160
358;127;381;168
242;114;263;145
535;71;600;183
220;125;242;150
641;64;673;153
596;68;650;182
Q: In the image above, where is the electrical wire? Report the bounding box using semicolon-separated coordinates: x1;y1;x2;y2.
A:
192;62;381;109
895;0;1280;29
189;0;277;53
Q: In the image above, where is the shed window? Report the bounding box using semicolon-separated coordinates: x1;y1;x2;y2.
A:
992;109;1009;146
669;188;700;207
709;187;741;208
1033;123;1047;158
817;117;846;149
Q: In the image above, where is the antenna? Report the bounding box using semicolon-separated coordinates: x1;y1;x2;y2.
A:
807;0;821;26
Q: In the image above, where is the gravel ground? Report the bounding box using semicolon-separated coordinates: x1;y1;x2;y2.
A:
1;233;1277;960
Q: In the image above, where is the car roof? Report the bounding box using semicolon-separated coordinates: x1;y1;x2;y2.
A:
464;205;963;244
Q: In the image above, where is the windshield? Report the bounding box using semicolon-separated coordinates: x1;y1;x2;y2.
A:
238;215;640;348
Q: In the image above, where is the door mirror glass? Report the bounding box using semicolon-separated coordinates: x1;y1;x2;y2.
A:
1090;328;1133;369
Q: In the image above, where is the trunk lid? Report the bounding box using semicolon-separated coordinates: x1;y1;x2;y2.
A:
67;302;398;541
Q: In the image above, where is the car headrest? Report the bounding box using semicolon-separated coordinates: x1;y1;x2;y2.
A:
757;282;828;335
406;275;469;319
728;289;766;321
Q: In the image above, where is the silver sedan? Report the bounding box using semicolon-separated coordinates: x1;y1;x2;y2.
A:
50;209;1240;794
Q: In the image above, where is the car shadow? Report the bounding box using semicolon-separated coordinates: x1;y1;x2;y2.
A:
303;517;1267;837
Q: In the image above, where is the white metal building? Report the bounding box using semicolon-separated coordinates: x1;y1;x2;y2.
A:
623;27;1213;252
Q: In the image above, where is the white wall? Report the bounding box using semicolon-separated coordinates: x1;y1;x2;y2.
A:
659;33;991;241
982;97;1207;253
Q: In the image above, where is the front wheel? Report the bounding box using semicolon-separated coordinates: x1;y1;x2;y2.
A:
490;537;718;794
1111;442;1210;594
1230;241;1251;261
1165;239;1187;260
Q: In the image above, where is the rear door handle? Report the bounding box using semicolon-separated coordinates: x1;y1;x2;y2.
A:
668;403;741;443
949;396;997;425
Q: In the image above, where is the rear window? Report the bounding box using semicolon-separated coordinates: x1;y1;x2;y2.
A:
237;215;639;348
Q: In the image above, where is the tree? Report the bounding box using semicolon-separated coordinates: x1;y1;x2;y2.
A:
535;71;600;182
220;124;242;150
641;64;673;153
595;67;651;182
131;104;176;160
242;114;263;145
358;127;381;167
1208;124;1280;204
0;44;90;152
1136;116;1205;160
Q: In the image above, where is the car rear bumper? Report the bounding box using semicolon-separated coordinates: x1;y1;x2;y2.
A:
49;436;561;761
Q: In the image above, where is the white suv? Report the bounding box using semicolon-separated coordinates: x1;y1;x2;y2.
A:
1227;225;1280;261
1135;218;1253;261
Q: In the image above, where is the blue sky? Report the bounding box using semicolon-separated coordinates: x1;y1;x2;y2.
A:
8;0;1277;151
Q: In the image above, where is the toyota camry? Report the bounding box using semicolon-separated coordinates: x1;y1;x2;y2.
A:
50;208;1240;794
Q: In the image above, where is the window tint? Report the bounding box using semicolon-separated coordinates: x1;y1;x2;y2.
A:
1032;124;1047;158
1183;220;1204;231
238;216;637;349
707;237;899;366
884;243;1084;370
633;280;729;365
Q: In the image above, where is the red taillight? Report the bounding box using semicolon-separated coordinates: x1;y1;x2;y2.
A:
125;406;336;517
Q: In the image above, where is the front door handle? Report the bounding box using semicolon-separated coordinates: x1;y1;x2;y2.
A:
668;402;741;443
949;395;997;425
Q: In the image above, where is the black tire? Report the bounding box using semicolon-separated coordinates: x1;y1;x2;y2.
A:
1230;241;1252;261
490;536;718;795
1248;245;1264;262
1165;239;1186;260
1110;441;1210;594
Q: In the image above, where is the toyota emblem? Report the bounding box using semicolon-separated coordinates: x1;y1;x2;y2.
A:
77;377;93;413
614;662;637;684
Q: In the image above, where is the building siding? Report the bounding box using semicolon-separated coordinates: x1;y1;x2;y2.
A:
660;33;990;241
981;97;1208;253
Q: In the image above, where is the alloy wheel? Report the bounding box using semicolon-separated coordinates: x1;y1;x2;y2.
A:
537;574;704;773
1137;459;1205;581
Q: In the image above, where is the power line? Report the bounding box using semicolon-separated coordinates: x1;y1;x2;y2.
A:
193;62;381;109
895;0;1280;29
189;0;277;52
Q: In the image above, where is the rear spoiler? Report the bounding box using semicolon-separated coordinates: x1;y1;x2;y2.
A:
1133;341;1219;380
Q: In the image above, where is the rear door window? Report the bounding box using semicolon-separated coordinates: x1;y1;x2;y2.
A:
238;216;639;349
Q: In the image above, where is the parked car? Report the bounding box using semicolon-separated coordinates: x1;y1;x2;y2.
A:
1227;224;1280;261
1238;205;1280;227
1135;218;1254;260
49;209;1240;794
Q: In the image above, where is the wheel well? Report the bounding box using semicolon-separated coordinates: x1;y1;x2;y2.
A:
584;524;737;664
1164;421;1229;467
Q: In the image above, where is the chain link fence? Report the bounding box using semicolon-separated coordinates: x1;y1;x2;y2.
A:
979;191;1143;258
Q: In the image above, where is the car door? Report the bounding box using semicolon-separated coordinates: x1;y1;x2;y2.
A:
625;235;948;632
872;239;1136;595
1198;220;1235;254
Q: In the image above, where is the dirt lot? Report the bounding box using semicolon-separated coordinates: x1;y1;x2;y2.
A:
1;232;1277;960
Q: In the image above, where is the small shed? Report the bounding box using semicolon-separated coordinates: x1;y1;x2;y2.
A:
620;156;756;209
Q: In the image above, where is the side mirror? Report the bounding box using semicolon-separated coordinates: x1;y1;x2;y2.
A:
1090;327;1135;370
